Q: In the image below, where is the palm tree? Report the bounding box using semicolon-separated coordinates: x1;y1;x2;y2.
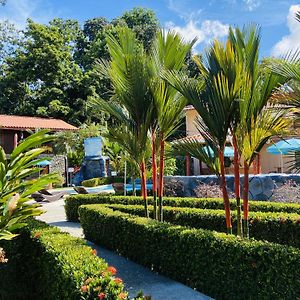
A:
228;26;291;236
150;30;195;221
90;27;154;217
164;39;244;234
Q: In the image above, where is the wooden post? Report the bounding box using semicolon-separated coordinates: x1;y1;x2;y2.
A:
186;154;191;176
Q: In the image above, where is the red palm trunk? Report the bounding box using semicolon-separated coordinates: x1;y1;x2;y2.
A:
152;131;158;220
232;134;242;237
141;159;149;218
243;161;250;237
219;150;232;234
158;136;165;222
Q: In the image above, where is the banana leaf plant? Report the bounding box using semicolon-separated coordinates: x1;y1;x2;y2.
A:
0;130;60;241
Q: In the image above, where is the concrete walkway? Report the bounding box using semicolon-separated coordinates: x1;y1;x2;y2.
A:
37;199;212;300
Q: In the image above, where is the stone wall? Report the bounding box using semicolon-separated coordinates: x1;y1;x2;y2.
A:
165;174;300;200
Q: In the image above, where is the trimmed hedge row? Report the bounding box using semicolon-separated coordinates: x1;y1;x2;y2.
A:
79;204;300;300
65;194;300;222
0;219;127;300
105;203;300;248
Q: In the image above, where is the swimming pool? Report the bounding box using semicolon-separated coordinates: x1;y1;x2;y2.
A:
52;184;153;195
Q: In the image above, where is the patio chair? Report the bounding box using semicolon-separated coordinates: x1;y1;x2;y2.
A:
31;191;65;203
73;186;89;194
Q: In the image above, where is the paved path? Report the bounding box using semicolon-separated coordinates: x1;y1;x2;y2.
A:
37;199;212;300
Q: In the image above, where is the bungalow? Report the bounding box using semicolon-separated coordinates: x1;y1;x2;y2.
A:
0;114;78;154
182;105;299;175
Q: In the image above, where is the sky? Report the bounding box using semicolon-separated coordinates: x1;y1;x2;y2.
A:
0;0;300;58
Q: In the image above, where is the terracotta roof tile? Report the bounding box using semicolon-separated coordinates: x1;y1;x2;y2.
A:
0;115;78;131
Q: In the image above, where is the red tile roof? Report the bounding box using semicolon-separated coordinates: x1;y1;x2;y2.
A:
0;115;78;131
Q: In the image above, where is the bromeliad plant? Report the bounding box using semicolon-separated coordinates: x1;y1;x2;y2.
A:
0;130;59;241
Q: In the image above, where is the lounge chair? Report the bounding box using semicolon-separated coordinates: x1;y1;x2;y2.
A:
31;191;65;203
73;186;89;194
38;188;53;196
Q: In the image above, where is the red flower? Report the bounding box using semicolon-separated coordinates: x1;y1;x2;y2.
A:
118;292;127;299
34;232;41;238
98;292;106;299
107;266;117;275
91;249;97;256
81;285;88;293
114;277;123;284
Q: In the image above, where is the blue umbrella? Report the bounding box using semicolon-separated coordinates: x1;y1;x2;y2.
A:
203;146;234;157
35;160;51;167
267;138;300;155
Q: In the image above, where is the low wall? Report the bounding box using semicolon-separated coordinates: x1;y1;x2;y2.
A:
165;174;300;200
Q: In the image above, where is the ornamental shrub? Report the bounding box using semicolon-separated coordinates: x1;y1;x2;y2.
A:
0;219;128;300
79;205;300;300
104;204;300;248
65;194;300;222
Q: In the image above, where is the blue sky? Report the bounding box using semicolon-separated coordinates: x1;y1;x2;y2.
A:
1;0;300;57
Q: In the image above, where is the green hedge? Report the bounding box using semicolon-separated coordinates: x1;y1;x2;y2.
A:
65;194;300;222
104;203;300;248
79;204;300;300
0;219;127;300
82;177;124;187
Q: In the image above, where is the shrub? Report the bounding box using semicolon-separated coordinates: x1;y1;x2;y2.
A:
193;182;235;198
82;177;111;187
105;203;300;248
65;194;300;222
272;180;300;204
78;205;300;300
0;219;128;300
82;177;124;187
164;178;185;197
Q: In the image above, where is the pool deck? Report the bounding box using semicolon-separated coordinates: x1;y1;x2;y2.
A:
37;199;213;300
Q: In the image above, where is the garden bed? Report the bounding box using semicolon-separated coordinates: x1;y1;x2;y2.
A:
65;194;300;222
0;219;127;300
103;203;300;248
78;204;300;300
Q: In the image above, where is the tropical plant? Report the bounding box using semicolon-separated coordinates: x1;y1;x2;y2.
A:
164;39;240;234
166;25;291;237
150;30;193;221
0;130;59;241
90;27;154;217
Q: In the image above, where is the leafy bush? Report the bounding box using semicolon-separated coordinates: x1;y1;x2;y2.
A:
78;205;300;300
0;219;128;300
163;178;185;197
65;194;300;222
104;203;300;248
82;177;111;187
82;177;124;187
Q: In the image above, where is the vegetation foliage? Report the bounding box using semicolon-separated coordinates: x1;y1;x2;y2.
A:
78;204;300;300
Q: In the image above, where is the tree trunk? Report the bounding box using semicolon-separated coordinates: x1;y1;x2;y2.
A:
141;159;149;218
243;162;250;238
232;134;243;237
152;131;158;220
158;136;165;222
219;150;232;234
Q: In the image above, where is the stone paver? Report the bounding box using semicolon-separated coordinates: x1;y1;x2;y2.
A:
37;199;213;300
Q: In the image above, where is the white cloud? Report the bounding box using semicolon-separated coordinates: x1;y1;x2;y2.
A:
165;19;229;49
272;4;300;57
243;0;260;11
0;0;57;28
